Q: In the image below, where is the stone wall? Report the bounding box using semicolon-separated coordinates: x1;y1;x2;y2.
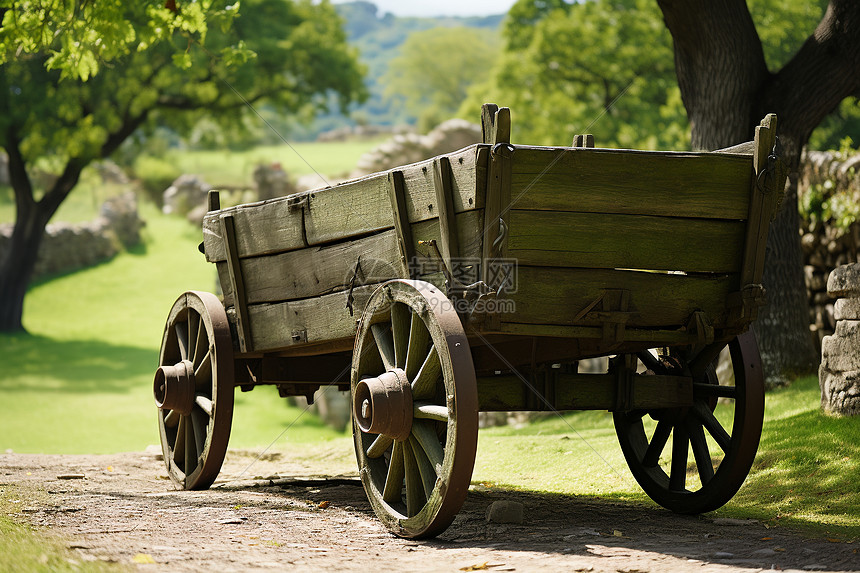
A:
0;192;144;280
819;263;860;415
799;150;860;351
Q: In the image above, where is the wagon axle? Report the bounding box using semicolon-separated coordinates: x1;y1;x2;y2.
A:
154;360;196;415
353;369;413;441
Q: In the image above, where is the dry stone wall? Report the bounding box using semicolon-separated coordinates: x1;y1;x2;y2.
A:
0;192;143;280
819;263;860;415
799;150;860;351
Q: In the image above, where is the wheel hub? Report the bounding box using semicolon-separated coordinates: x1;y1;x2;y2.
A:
154;360;196;415
353;368;412;441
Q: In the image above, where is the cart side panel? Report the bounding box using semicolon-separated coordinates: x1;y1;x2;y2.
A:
492;147;755;340
202;144;487;262
204;145;489;354
215;209;486;307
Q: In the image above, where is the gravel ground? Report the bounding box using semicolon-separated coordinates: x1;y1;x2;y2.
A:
1;449;857;572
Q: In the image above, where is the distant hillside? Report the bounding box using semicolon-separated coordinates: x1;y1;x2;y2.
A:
310;1;504;135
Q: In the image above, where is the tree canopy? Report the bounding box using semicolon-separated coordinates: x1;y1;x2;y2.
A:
463;0;856;152
0;0;366;332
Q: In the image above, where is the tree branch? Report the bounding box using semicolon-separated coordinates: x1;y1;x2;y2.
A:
758;0;860;165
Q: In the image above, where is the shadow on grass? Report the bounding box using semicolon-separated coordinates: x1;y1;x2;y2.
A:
0;333;157;394
725;407;860;537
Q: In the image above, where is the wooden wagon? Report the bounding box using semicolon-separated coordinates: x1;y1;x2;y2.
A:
152;105;786;538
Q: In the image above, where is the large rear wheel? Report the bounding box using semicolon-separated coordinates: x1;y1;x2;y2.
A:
613;330;764;513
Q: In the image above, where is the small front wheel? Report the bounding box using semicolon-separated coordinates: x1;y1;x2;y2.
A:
352;280;478;538
154;291;234;490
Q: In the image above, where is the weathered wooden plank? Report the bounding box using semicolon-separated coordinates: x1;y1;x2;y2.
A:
217;210;485;307
507;210;746;273
238;285;378;353
476;372;692;411
495;322;698;345
506;267;737;329
304;146;483;247
508;147;753;220
217;229;401;306
203;146;486;262
203;195;306;263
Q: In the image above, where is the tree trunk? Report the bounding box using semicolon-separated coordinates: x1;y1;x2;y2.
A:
657;0;860;386
0;131;85;332
0;202;50;332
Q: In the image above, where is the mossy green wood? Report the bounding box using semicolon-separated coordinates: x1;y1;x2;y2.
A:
202;145;487;263
228;284;377;353
507;210;746;273
508;147;752;220
505;267;736;330
476;372;692;411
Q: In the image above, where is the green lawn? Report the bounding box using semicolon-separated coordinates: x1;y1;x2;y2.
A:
471;375;860;539
0;203;347;455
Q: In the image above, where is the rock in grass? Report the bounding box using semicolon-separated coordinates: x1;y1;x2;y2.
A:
486;500;524;524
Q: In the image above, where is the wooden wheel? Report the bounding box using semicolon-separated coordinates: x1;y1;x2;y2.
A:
154;291;234;490
351;280;478;538
613;330;764;513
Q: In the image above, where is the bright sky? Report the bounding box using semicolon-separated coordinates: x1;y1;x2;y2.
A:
330;0;517;18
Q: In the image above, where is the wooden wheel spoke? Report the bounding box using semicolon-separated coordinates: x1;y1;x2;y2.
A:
637;350;662;372
411;419;444;470
402;439;426;516
371;323;395;372
164;409;180;428
175;321;190;361
411;347;441;400
410;436;437;501
174;415;187;469
195;394;213;417
192;318;207;367
391;303;411;369
187;313;197;363
194;349;212;385
693;383;737;399
382;442;405;504
692;401;731;452
642;418;672;468
405;312;430;380
191;408;208;459
367;434;393;459
184;414;197;476
669;423;689;491
413;402;448;422
687;419;715;486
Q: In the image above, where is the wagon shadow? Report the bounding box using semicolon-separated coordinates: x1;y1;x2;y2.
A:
225;474;858;571
425;487;859;570
0;333;156;394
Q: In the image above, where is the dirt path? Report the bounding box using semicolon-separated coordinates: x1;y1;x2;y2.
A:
1;449;856;572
